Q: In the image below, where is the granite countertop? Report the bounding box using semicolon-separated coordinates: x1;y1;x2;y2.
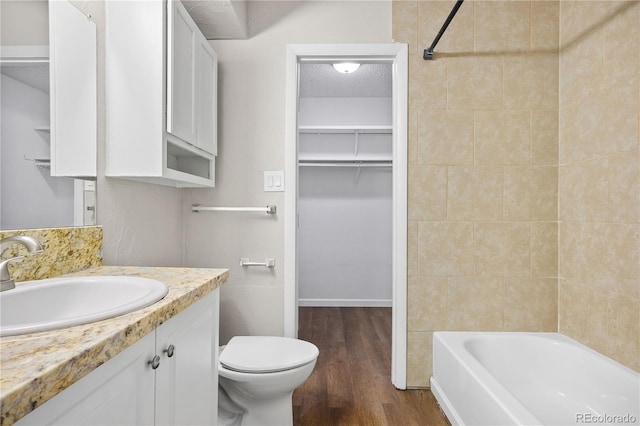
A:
0;266;229;426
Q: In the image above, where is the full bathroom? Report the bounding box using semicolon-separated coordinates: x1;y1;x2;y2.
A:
1;0;639;425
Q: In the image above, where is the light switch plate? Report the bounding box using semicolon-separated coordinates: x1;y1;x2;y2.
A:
264;171;284;192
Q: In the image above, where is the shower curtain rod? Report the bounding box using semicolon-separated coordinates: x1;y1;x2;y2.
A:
423;0;464;60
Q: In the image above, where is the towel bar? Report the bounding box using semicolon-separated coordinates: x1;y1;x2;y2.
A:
192;205;276;214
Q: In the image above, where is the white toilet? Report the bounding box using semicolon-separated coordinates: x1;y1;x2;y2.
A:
217;336;319;426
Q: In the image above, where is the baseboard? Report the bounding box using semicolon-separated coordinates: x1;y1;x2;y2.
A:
298;299;392;307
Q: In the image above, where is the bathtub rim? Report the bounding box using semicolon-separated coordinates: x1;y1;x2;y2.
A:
432;331;545;425
431;331;640;426
430;376;464;426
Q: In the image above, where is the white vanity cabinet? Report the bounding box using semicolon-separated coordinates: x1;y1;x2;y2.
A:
105;0;217;188
16;290;220;425
155;290;219;425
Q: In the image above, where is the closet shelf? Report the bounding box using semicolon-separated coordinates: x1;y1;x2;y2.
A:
298;125;392;134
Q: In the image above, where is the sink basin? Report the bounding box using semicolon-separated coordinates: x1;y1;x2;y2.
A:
0;276;168;336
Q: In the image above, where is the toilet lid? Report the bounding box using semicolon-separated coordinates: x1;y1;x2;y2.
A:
220;336;319;373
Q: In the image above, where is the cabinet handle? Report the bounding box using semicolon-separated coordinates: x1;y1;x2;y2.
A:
164;344;175;358
148;355;161;370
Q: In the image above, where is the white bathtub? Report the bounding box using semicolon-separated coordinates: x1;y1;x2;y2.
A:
431;332;640;426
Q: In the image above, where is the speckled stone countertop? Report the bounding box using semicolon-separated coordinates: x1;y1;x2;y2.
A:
0;266;229;426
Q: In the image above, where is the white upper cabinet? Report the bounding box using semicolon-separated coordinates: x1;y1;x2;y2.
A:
167;0;217;156
167;1;197;145
197;42;218;155
106;0;217;188
49;0;97;178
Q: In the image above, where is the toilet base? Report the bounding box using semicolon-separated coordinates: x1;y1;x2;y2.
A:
218;385;244;426
218;360;317;426
239;392;294;426
218;378;296;426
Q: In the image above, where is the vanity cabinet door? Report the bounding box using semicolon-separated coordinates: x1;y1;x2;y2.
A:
155;289;220;425
15;332;156;426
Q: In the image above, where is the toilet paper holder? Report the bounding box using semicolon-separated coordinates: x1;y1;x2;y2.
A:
240;258;275;268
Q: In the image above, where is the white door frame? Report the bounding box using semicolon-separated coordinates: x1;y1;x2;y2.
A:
284;43;408;389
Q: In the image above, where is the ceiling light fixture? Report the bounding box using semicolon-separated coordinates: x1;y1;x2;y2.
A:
332;63;360;74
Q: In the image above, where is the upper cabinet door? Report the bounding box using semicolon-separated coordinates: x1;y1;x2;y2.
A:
196;42;217;155
48;0;97;178
167;0;197;146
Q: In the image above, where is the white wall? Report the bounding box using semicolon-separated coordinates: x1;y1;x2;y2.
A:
0;0;48;46
81;0;186;267
299;97;393;127
298;167;392;305
185;1;392;343
0;73;75;229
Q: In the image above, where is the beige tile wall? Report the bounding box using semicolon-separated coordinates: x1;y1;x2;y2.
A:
395;0;640;386
558;1;640;372
393;0;560;387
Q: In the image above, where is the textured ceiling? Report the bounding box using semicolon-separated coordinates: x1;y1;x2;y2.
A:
182;0;248;39
299;63;392;98
179;2;392;98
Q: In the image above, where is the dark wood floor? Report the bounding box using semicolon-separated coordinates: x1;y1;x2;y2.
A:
293;307;450;426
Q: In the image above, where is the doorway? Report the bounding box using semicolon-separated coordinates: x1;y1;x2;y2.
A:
284;44;408;389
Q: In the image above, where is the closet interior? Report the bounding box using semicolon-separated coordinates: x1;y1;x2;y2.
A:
297;63;393;307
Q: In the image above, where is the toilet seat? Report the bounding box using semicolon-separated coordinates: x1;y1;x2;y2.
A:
220;336;319;373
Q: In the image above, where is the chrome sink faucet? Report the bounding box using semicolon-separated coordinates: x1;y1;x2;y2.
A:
0;236;44;291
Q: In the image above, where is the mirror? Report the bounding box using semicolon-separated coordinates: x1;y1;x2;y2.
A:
0;0;97;230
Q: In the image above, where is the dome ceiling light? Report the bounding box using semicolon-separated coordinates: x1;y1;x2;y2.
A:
332;63;360;74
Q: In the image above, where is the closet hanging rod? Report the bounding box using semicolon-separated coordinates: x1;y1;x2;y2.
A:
299;160;392;167
423;0;464;60
192;205;277;214
298;125;392;134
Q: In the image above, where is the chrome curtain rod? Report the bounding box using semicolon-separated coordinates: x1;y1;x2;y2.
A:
423;0;465;60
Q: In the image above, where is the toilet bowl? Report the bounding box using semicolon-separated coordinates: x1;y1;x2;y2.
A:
217;336;319;426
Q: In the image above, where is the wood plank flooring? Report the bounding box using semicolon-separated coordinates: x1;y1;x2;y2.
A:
293;307;450;426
